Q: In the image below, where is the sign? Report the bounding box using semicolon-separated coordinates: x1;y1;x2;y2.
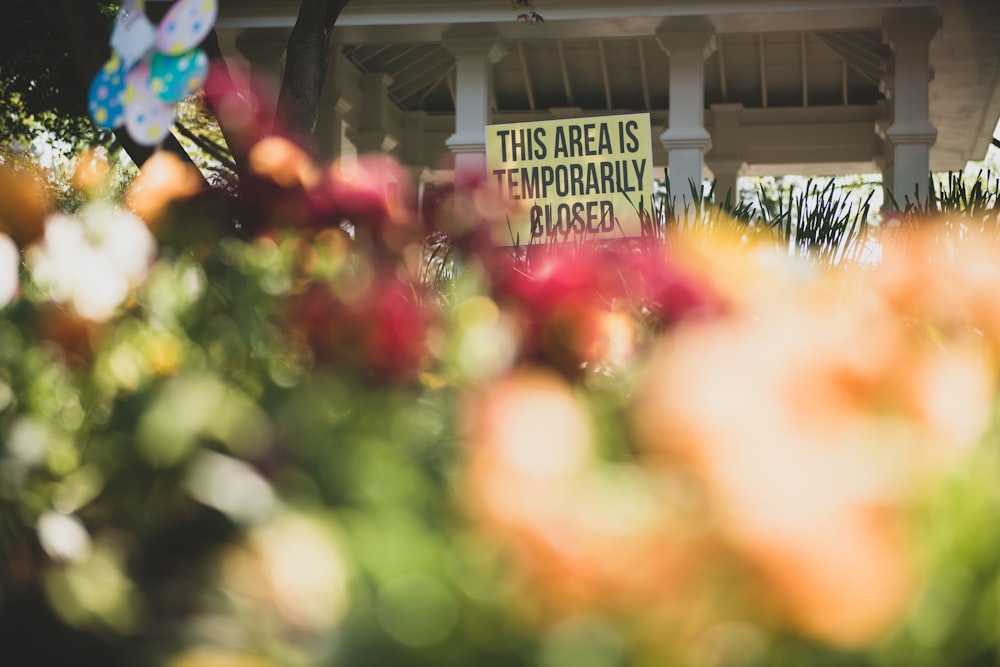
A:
486;113;653;245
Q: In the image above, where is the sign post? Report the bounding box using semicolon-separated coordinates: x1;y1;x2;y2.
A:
485;113;653;245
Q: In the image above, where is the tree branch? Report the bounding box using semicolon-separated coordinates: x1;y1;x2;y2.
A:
173;121;238;173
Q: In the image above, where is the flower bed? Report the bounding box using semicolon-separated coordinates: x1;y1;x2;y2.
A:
2;140;1000;666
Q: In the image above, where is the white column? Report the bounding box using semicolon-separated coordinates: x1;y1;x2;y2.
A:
315;96;353;159
348;73;399;154
707;159;744;206
443;36;507;186
881;9;941;206
314;51;355;160
657;18;716;207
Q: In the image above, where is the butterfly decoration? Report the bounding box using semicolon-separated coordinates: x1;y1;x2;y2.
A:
516;11;544;23
88;0;217;146
510;1;544;23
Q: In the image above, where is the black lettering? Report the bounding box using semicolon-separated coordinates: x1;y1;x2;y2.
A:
600;162;615;194
586;163;600;195
555;165;569;197
600;201;615;232
554;126;568;158
557;203;572;235
541;166;555;197
520;167;539;199
570;163;584;196
585;201;599;233
492;169;507;194
511;128;526;161
506;168;520;200
533;127;547;159
584;123;597;156
598;122;612;154
497;129;511;161
530;205;544;238
568;125;582;157
632;159;647;189
572;202;586;233
625;120;639;152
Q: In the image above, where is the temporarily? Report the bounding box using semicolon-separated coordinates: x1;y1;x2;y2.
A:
492;159;648;201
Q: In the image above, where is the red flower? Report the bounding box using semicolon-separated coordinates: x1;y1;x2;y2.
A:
488;245;721;374
289;276;435;382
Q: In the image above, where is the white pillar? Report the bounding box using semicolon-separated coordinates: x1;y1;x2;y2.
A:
657;18;716;208
315;51;355;160
707;159;745;206
881;9;941;207
443;36;506;186
348;73;399;154
315;96;353;159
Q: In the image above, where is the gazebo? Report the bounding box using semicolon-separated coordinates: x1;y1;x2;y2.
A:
214;0;1000;203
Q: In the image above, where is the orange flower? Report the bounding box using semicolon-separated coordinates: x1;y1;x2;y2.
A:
125;152;205;230
631;245;994;646
463;369;703;616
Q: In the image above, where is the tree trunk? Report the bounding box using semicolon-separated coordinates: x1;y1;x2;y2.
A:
276;0;350;142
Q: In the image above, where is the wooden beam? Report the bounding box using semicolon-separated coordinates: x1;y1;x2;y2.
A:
842;60;849;105
380;43;423;67
557;40;575;106
414;64;456;107
637;38;651;111
598;39;612;110
758;34;768;108
518;43;536;112
801;32;809;107
717;34;728;103
392;57;453;100
393;45;445;76
356;43;392;65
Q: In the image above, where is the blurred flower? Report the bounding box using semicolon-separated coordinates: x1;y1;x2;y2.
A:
631;252;995;645
310;155;422;254
203;61;278;157
42;542;139;633
184;450;276;524
288;276;435;381
29;203;156;321
0;158;51;247
220;511;350;633
463;369;702;616
248;136;320;190
426;175;524;253
37;511;92;564
125;151;205;229
874;225;1000;350
167;647;278;667
71;148;111;196
488;245;718;375
0;232;19;308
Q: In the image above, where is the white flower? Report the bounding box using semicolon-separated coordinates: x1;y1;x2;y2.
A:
0;233;19;309
29;204;155;321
